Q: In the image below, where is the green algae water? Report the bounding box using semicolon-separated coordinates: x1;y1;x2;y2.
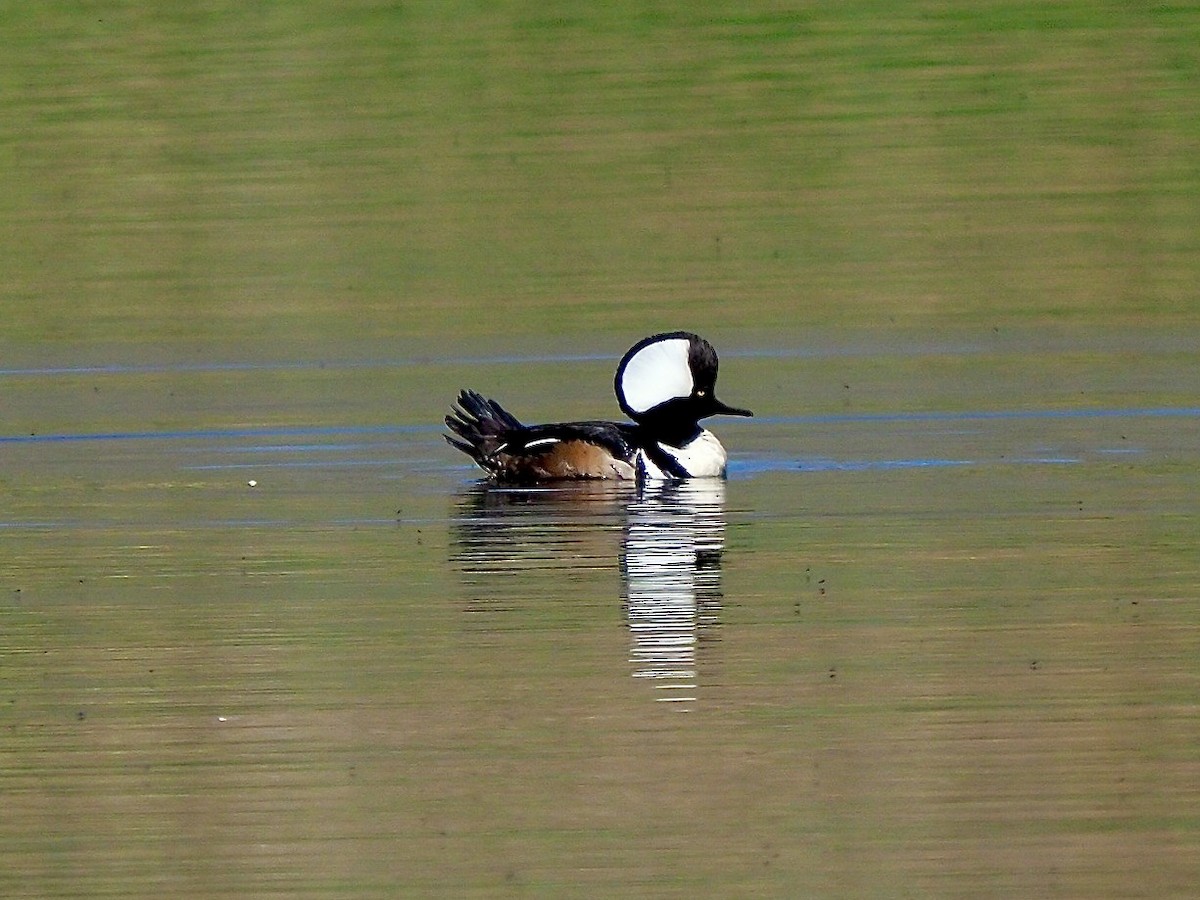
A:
4;4;1200;897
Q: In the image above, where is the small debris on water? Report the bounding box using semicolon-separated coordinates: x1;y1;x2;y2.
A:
247;480;258;488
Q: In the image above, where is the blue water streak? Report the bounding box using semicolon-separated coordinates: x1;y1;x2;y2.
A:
2;406;1196;446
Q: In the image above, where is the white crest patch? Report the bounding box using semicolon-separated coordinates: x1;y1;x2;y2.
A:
619;337;693;415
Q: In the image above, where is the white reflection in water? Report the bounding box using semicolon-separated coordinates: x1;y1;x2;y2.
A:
622;480;725;709
450;479;727;709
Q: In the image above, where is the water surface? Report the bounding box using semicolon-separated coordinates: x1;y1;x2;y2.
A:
5;334;1199;897
4;3;1200;897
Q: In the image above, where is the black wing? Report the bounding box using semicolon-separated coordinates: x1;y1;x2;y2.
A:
445;388;638;479
501;420;637;461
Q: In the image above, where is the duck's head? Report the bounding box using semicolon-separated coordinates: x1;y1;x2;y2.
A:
614;331;753;433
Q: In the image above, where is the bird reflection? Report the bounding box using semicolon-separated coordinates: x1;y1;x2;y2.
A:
449;479;727;709
622;480;726;708
451;482;631;608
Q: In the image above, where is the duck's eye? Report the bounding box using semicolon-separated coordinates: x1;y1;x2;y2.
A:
695;389;707;397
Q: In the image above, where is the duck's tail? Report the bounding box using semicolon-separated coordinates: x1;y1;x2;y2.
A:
444;389;524;469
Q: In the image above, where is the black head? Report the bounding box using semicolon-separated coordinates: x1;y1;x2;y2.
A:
614;331;752;436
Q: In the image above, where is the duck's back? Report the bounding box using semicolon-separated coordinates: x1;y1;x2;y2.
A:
485;421;638;482
445;390;637;482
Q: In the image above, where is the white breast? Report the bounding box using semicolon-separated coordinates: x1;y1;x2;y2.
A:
636;429;729;480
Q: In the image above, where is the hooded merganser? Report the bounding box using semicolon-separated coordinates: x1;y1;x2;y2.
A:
445;331;752;483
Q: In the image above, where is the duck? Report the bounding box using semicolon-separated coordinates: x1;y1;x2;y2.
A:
444;331;752;483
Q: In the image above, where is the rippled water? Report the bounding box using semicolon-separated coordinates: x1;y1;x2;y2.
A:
5;2;1200;897
5;335;1199;896
453;479;728;709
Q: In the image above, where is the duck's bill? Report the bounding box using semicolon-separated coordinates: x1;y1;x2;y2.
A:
712;398;753;417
